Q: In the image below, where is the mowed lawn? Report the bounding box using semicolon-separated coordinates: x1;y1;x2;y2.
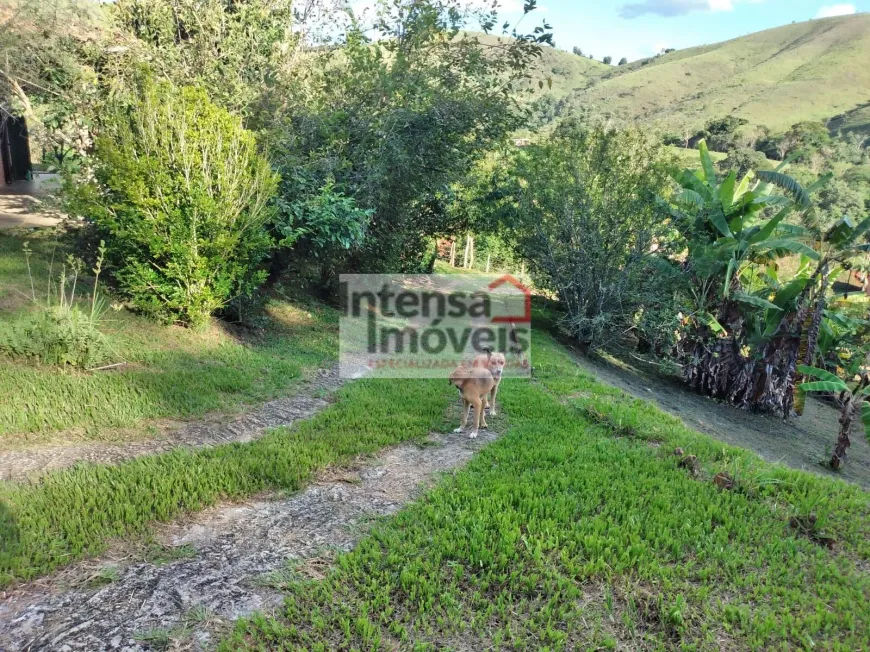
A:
226;332;870;651
0;230;337;443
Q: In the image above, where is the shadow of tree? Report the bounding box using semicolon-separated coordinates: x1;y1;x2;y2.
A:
0;496;19;584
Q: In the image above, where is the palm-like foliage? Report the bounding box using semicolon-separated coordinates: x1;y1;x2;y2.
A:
667;140;869;416
799;365;870;469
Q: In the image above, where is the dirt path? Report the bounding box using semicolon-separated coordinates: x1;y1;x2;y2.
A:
0;180;62;231
0;365;358;482
0;406;498;651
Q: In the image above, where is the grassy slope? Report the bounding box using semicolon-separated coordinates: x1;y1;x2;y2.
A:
0;231;336;443
226;331;870;651
541;14;870;134
462;31;611;100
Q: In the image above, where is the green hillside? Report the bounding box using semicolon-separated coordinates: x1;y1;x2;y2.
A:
461;31;611;99
530;14;870;135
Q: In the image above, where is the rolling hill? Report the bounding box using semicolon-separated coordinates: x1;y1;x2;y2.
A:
528;14;870;137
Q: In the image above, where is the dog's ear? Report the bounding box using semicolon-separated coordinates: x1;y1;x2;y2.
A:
482;346;493;361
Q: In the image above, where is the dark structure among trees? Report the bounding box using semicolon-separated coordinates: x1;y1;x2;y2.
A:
1;116;31;183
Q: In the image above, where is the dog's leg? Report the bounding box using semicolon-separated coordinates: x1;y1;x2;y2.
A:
479;393;489;429
454;398;470;433
489;383;499;416
469;398;482;439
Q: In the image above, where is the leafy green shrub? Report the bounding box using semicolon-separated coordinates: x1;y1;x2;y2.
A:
271;179;371;293
718;147;771;177
65;79;277;328
0;243;109;369
0;304;108;368
489;119;673;346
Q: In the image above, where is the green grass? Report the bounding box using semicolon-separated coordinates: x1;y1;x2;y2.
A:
224;330;870;650
0;376;453;585
536;14;870;135
667;144;727;166
0;231;337;442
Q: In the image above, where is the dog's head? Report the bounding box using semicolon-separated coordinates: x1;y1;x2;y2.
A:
485;352;506;379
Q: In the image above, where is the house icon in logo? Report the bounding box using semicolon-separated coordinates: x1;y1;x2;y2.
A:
487;274;531;323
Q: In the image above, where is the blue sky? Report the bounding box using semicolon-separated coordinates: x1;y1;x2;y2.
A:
497;0;870;62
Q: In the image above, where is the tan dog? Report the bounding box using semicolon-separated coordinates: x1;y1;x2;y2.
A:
449;362;496;439
471;351;505;416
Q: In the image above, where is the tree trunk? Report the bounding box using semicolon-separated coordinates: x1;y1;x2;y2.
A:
463;235;470;269
831;394;854;470
449;239;456;267
485;253;491;273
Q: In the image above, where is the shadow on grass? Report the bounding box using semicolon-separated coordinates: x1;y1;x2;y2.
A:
1;229;340;442
0;497;19;585
0;345;310;441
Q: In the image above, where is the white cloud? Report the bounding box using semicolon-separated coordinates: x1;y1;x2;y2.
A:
619;0;763;18
815;4;856;18
708;0;734;11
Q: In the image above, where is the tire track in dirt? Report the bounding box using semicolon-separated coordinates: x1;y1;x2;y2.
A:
0;365;355;482
0;407;501;651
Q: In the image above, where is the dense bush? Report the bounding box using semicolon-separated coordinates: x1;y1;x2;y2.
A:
718;147;771;177
271;179;372;292
490;120;673;346
65;80;277;327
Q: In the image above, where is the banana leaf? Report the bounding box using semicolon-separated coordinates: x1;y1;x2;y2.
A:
755;238;820;260
797;365;846;385
799;380;848;393
734;291;781;312
709;205;733;238
698;140;717;187
703;312;728;336
756;170;810;208
749;206;792;244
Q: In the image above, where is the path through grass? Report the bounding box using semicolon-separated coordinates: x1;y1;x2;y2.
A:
0;377;453;586
225;331;870;650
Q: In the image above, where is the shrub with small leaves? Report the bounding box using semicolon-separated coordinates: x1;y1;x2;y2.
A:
65;79;277;328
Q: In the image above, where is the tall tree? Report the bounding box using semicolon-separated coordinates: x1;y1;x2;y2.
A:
268;0;553;281
0;0;104;164
486;119;673;346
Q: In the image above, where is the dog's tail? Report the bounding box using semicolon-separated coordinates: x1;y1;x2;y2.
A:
508;322;522;356
508;321;529;369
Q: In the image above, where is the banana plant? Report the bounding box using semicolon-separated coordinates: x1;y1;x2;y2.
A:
798;365;870;469
666;140;829;413
668;140;819;310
